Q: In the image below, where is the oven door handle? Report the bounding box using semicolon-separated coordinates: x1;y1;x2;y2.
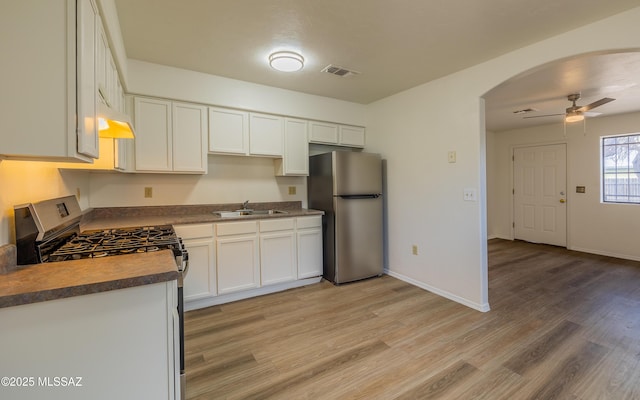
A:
182;258;189;279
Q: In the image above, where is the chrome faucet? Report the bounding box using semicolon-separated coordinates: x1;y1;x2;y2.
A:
242;200;250;210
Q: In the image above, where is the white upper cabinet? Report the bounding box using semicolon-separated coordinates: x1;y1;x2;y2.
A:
249;113;284;157
76;0;99;158
133;97;207;174
275;118;309;176
0;0;99;161
209;109;285;158
309;121;365;148
96;18;108;103
339;125;366;147
134;97;173;171
309;121;339;144
208;107;249;155
172;102;208;172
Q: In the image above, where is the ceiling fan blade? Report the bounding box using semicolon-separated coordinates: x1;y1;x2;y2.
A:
523;113;564;119
577;97;615;112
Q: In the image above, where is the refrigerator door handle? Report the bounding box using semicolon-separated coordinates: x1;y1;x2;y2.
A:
337;194;381;199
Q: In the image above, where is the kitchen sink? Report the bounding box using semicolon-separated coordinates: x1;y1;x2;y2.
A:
214;209;288;218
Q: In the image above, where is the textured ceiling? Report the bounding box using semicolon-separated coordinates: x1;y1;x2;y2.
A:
114;0;640;130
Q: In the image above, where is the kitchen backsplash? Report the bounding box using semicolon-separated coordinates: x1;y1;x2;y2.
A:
0;155;306;245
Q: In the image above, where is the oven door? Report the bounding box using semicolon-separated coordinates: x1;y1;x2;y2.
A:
178;285;185;400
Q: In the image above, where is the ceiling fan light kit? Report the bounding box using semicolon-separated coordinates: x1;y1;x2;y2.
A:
565;110;584;123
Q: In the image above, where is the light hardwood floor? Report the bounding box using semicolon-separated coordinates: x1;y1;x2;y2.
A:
184;239;640;399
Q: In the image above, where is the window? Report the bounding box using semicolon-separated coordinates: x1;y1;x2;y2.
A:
602;133;640;203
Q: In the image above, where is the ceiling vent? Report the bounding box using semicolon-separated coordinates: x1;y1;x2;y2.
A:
321;64;360;77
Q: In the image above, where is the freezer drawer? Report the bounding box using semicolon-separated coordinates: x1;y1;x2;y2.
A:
332;195;383;283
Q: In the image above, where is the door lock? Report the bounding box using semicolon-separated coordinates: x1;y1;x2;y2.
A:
559;199;566;203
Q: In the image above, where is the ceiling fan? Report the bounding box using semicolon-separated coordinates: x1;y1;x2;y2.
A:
524;93;615;122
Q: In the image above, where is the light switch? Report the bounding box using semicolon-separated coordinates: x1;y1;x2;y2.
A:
448;151;456;163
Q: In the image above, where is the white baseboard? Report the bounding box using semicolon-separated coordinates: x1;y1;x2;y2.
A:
567;246;640;262
185;277;323;311
383;269;490;312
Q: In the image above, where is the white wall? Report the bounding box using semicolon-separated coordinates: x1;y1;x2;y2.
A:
0;161;89;244
365;6;640;311
488;111;640;261
126;60;367;127
89;155;305;207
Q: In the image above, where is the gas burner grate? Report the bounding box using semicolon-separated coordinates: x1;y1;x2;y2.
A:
49;225;183;261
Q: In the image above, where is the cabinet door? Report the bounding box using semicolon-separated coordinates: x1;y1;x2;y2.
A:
216;235;260;294
96;18;108;104
172;102;207;173
105;51;118;107
182;237;217;301
134;97;172;171
309;121;338;144
279;118;309;176
260;231;297;285
208;107;249;155
339;125;365;148
249;113;283;156
76;0;99;158
297;228;323;279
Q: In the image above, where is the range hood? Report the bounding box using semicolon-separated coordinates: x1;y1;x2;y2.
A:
97;95;136;139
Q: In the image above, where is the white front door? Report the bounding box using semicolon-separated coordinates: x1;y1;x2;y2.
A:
513;143;567;246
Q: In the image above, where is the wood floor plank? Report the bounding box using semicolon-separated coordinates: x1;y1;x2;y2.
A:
524;341;609;400
393;360;479;399
503;320;582;376
184;239;640;399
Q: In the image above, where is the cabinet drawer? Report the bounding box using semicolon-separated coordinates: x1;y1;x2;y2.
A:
297;216;322;229
174;223;213;239
260;218;295;233
216;221;258;236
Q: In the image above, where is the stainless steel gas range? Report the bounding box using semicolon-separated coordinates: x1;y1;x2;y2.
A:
14;195;189;400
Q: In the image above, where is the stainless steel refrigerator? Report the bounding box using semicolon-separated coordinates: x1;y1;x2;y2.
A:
308;151;383;284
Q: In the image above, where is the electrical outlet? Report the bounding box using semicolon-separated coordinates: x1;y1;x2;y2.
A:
463;188;477;201
288;186;297;195
144;187;153;198
448;151;456;163
412;245;418;255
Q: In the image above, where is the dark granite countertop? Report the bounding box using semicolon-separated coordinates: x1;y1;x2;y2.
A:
0;201;322;309
81;201;324;230
0;250;178;309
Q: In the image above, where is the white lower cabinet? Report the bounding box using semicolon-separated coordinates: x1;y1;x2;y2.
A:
296;216;324;278
216;221;260;295
174;224;216;301
0;282;178;400
260;218;297;285
180;216;323;309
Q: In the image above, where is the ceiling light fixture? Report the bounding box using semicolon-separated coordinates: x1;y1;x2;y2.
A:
269;51;304;72
565;110;584;123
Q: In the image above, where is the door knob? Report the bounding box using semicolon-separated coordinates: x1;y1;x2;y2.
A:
559;199;566;203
